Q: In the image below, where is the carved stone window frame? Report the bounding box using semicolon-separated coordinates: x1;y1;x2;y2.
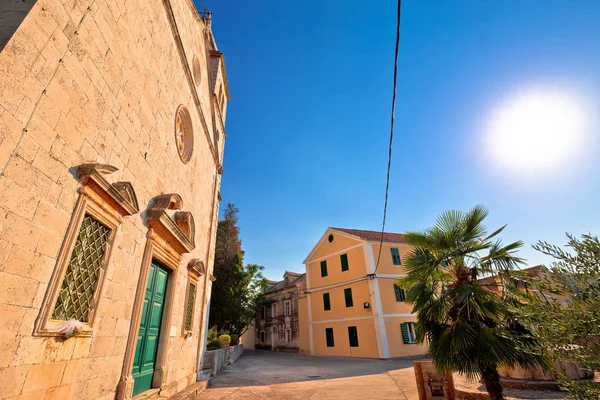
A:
175;105;194;164
182;259;205;337
192;55;202;86
118;194;195;400
33;164;139;337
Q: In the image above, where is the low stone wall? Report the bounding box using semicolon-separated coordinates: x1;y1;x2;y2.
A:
202;345;244;377
498;360;591;382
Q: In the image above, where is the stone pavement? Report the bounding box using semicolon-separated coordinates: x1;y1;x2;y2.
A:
195;350;569;400
195;350;422;399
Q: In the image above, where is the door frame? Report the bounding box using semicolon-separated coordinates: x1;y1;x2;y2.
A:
117;233;180;399
117;194;196;400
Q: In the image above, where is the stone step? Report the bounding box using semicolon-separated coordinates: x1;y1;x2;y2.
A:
169;381;209;400
198;368;212;381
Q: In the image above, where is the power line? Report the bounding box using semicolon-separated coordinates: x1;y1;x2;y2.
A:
375;0;402;274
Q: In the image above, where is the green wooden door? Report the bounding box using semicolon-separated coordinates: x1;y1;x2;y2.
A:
132;261;169;396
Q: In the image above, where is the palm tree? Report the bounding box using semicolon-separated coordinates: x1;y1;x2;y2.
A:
399;205;549;399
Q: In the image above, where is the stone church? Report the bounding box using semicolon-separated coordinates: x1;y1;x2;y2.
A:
0;0;228;398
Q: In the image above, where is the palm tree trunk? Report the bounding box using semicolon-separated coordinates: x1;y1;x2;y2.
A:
479;363;504;400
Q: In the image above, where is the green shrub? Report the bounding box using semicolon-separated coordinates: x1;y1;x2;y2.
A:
207;326;218;342
207;339;221;350
218;334;231;348
229;334;239;346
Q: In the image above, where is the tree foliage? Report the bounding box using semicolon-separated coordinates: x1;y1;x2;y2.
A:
399;205;549;400
518;234;600;399
209;203;269;335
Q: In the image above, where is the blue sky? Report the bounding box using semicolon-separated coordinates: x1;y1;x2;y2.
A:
203;0;600;280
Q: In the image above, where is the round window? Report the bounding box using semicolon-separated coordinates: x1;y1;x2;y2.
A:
175;105;193;163
328;234;334;243
192;55;202;86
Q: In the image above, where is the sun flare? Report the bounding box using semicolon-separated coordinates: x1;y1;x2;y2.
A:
485;90;588;175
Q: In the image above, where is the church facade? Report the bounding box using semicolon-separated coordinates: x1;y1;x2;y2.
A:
0;0;228;398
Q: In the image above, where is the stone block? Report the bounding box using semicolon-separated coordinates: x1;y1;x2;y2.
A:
0;178;40;220
0;365;28;397
12;335;45;366
0;271;39;307
0;212;42;250
18;308;39;336
60;358;86;384
13;131;40;163
0;330;20;368
45;182;62;205
32;150;65;182
35;228;63;258
26;114;57;152
4;246;54;282
90;336;116;358
0;110;22;149
45;383;75;400
33;200;69;232
22;361;66;393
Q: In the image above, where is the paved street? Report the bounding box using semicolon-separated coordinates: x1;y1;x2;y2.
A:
195;350;421;400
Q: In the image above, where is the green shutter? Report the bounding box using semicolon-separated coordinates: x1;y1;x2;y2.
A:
394;284;405;302
348;326;359;347
401;323;410;344
340;253;349;271
320;260;328;277
391;248;401;265
344;288;353;307
323;293;331;311
326;328;334;347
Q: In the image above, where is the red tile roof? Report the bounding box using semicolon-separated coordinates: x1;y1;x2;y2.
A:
330;227;406;243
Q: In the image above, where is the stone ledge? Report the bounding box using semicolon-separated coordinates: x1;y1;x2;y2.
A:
454;373;567;400
169;381;208;400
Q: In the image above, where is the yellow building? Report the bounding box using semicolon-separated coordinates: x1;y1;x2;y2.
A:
298;228;427;359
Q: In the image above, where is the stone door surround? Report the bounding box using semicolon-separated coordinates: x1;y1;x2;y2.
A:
117;193;196;400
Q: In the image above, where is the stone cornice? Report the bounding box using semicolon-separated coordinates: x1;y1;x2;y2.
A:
147;209;195;254
77;163;139;216
187;259;205;282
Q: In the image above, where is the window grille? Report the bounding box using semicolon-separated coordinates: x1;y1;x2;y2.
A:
52;215;111;322
184;283;197;332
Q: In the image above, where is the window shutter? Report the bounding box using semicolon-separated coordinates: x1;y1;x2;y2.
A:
323;293;331;311
344;288;353;307
394;284;405;302
326;328;334;347
340;253;349;271
320;260;328;277
348;326;359;347
391;248;402;265
401;323;410;344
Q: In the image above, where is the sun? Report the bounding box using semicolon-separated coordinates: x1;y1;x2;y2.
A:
485;90;588;176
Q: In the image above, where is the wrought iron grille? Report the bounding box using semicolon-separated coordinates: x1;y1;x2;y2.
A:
184;283;196;331
52;215;111;322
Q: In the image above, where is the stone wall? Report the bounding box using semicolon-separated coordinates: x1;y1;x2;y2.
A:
0;0;228;398
201;345;243;377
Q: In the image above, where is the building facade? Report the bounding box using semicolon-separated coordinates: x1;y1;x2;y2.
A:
256;271;305;352
0;1;228;399
298;228;427;359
